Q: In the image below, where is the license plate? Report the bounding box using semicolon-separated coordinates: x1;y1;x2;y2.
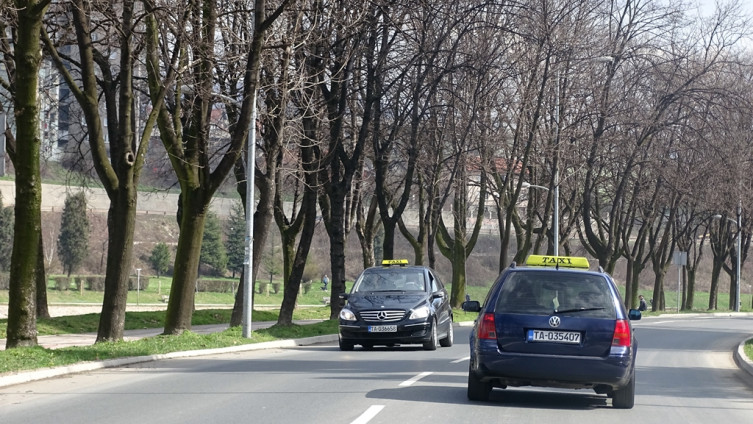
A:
527;329;581;344
368;325;397;333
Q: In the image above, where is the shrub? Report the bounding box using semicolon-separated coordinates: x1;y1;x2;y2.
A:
54;276;72;291
272;282;281;294
302;280;312;294
128;276;150;291
195;279;234;293
0;272;9;290
87;275;105;292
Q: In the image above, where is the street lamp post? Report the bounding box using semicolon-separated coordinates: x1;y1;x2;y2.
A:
242;91;258;338
521;182;555;254
136;268;141;306
713;206;742;312
551;55;614;257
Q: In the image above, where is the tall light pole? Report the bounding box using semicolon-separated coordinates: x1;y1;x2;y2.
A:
552;55;614;256
242;91;258;339
713;206;742;312
521;182;554;252
136;268;141;306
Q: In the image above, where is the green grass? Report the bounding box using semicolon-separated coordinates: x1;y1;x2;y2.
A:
0;320;339;374
0;276;347;306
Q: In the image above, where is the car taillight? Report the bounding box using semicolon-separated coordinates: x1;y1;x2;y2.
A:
612;319;631;347
477;313;497;340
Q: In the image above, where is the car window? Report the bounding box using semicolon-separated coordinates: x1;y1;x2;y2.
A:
353;269;426;292
495;271;616;318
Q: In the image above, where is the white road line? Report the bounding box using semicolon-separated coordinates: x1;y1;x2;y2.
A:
399;371;433;387
351;405;385;424
451;356;470;364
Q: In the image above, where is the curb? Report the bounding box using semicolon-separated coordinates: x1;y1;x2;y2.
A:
0;334;338;389
734;338;753;382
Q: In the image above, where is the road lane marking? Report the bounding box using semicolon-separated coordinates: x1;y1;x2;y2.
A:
399;371;433;387
452;356;470;363
351;405;384;424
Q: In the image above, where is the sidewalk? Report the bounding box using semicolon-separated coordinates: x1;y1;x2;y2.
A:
0;319;337;389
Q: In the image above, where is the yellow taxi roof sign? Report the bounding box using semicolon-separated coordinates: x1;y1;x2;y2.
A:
526;255;590;269
382;259;409;266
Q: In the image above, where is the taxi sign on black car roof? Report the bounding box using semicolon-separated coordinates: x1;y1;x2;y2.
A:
381;259;409;266
525;255;590;269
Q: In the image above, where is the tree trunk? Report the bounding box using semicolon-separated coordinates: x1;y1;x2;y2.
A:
97;198;137;341
164;194;208;334
708;258;723;310
6;0;48;348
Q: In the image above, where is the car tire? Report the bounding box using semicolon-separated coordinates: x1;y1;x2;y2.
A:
339;337;354;351
439;321;454;347
467;367;492;401
611;372;635;409
423;319;438;351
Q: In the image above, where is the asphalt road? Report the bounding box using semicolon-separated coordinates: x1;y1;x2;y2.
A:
1;317;752;424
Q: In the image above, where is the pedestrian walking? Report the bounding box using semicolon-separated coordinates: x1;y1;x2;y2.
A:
322;274;329;291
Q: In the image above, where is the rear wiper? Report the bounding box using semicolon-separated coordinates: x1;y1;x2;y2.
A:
554;307;605;314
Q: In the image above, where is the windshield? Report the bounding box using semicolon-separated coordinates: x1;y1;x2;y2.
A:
353;269;426;293
494;271;616;318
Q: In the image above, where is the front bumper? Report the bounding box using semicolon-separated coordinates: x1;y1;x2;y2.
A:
339;320;432;346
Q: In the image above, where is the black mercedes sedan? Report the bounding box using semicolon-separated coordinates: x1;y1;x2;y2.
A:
338;260;454;351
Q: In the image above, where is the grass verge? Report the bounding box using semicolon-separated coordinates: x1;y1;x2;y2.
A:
1;308;478;375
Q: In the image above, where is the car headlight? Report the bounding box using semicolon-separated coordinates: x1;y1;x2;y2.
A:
339;307;357;321
409;305;430;320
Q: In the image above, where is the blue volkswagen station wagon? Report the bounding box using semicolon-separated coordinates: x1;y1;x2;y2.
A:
462;255;641;408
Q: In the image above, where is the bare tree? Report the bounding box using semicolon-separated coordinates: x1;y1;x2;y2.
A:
3;0;52;349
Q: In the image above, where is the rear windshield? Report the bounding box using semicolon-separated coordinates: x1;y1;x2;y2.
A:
353;269;426;292
494;271;616;318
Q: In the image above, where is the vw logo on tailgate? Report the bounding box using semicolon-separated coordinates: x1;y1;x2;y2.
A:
548;316;561;328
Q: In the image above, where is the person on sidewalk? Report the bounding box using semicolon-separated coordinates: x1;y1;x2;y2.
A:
639;295;648;311
321;274;329;291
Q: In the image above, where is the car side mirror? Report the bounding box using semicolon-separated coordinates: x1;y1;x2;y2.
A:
339;293;349;300
628;309;641;320
462;300;481;312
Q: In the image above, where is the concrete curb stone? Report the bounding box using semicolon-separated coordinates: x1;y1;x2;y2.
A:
0;334;338;389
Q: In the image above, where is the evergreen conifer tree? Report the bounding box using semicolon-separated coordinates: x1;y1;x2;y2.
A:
0;196;14;271
200;211;227;275
149;242;171;278
224;201;246;278
57;192;90;277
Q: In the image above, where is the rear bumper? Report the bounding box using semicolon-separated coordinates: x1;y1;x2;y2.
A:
472;349;634;390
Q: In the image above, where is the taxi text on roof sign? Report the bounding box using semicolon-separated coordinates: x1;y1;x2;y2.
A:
382;259;409;266
526;255;590;269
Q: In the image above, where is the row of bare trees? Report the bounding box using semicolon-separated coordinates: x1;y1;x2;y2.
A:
2;0;752;349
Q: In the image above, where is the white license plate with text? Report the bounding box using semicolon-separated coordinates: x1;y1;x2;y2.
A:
527;329;581;344
368;325;397;333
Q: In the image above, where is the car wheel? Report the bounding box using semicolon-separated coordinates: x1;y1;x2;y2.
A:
339;337;354;351
423;319;438;351
611;372;635;409
467;367;492;401
439;321;454;347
